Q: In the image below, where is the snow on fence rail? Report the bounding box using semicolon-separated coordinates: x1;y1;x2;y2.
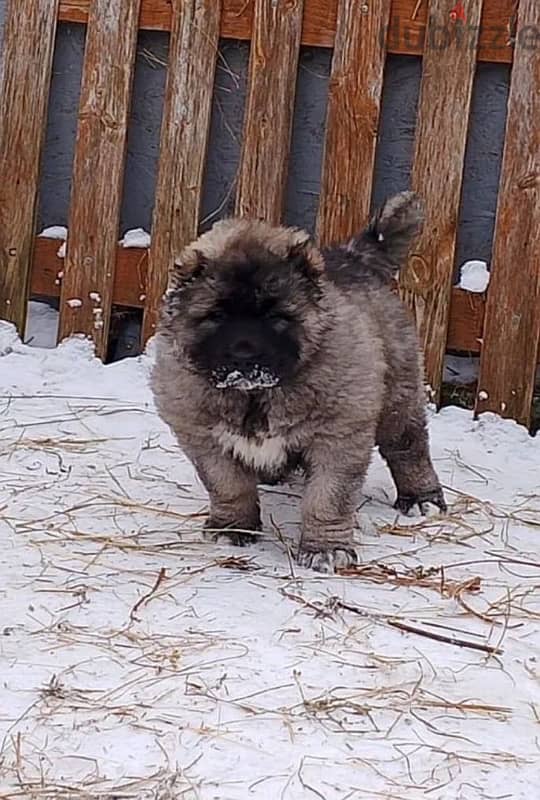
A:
0;0;539;427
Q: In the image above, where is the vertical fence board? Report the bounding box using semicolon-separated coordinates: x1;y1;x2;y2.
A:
316;0;391;246
235;0;305;223
399;0;484;402
0;0;59;335
142;0;222;344
58;0;141;358
475;0;540;427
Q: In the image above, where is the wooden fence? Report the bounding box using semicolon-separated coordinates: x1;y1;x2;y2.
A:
0;0;539;428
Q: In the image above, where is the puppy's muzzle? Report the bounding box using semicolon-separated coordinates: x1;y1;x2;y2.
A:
227;337;261;372
212;363;280;391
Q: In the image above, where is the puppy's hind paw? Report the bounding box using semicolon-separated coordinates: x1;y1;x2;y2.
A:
394;487;447;516
297;546;359;575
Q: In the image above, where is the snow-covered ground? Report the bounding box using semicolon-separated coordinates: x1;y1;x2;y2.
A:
1;319;539;800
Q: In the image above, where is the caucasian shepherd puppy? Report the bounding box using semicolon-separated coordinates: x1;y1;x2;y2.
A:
151;191;446;573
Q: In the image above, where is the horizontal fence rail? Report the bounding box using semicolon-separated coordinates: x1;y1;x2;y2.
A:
0;0;539;429
30;236;490;355
57;0;518;62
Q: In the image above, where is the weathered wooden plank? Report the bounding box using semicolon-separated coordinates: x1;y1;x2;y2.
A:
58;0;517;63
0;0;59;334
142;0;222;343
475;0;540;427
398;0;483;402
32;238;489;357
58;0;141;357
316;0;392;245
235;0;304;223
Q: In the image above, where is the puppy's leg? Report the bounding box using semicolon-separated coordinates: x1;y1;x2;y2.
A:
297;433;374;574
377;406;446;516
192;449;261;546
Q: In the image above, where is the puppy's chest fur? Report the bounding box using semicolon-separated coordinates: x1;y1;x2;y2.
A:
214;394;300;478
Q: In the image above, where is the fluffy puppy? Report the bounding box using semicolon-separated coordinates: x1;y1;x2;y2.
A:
150;192;446;573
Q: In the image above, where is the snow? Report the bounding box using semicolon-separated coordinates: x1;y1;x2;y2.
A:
39;225;152;254
1;320;540;799
458;260;490;293
120;227;151;248
38;225;68;240
214;366;280;390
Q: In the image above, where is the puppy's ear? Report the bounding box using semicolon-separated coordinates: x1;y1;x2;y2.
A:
168;248;210;293
285;235;324;277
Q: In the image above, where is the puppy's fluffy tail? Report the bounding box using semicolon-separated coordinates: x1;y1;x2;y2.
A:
364;191;424;268
324;191;424;289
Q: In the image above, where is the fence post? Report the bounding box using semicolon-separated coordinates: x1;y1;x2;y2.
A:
235;0;305;223
142;0;222;346
0;0;60;337
57;0;141;359
475;0;540;428
398;0;484;403
316;0;391;245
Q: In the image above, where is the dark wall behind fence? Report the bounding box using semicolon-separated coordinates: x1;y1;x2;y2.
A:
23;23;510;281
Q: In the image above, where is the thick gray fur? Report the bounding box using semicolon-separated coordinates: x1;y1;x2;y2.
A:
150;192;446;574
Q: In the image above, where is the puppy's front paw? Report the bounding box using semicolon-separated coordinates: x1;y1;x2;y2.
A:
394;487;447;516
297;546;359;574
204;517;260;547
220;531;259;547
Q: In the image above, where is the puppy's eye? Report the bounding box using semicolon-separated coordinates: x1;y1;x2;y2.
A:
268;313;290;332
193;310;225;326
206;310;226;322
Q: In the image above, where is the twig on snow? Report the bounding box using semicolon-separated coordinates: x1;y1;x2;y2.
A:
129;567;167;622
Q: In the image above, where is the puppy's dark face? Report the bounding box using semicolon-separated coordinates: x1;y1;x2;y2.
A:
190;261;302;390
164;228;326;391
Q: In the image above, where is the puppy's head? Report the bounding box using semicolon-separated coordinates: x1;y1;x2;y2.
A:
161;219;327;391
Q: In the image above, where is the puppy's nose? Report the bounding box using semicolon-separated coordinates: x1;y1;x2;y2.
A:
230;339;258;361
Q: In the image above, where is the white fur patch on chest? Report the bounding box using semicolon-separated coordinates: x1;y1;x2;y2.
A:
217;430;287;472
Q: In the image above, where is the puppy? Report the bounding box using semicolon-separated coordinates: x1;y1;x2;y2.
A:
150;192;446;572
